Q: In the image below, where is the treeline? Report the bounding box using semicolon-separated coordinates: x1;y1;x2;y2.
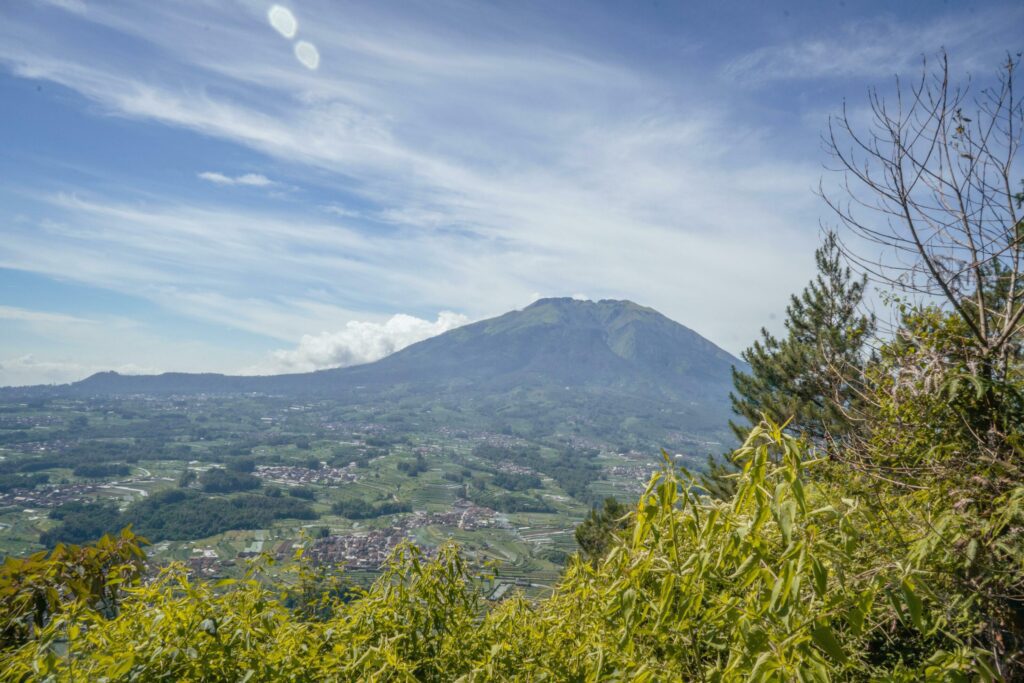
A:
71;463;131;479
0;440;191;476
197;468;261;493
330;498;411;519
0;472;48;493
41;489;317;545
491;471;542;491
330;444;388;468
443;462;542;493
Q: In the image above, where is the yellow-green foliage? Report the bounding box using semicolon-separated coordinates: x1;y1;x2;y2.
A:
0;528;146;651
2;423;1020;681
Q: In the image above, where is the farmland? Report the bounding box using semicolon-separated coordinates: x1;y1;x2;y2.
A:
0;393;689;587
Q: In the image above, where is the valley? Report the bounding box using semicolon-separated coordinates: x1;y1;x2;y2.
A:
0;393;718;590
0;299;739;588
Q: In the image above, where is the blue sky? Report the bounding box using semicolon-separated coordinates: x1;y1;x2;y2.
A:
0;0;1020;385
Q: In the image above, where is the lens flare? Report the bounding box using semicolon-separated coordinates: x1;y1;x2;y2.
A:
267;5;297;39
294;41;320;70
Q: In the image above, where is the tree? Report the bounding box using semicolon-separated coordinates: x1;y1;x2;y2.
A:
178;469;196;488
574;496;630;563
229;457;257;473
825;52;1024;464
730;232;874;442
698;452;740;500
819;54;1024;665
825;53;1023;373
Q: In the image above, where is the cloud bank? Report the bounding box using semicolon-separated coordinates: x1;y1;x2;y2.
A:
253;311;470;374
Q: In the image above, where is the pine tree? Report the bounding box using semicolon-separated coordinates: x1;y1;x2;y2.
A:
574;497;630;563
730;232;874;442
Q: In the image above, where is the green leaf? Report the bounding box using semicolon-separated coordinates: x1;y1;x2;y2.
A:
811;622;847;664
901;579;924;630
810;557;828;598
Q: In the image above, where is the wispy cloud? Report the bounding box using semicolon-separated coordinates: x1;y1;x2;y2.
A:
723;9;1022;84
198;171;275;187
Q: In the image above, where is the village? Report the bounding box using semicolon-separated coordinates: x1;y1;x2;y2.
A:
303;500;500;569
254;463;358;486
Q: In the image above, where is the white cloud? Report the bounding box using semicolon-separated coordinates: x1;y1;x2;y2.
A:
252;311;470;374
38;0;87;14
198;171;275;187
320;204;362;218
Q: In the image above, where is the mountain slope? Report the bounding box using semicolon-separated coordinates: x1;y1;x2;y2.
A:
72;298;738;395
57;299;744;443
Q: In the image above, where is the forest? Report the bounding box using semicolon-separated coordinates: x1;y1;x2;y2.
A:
40;490;318;546
1;55;1023;681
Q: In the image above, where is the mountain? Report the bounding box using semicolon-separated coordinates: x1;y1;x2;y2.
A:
41;299;745;445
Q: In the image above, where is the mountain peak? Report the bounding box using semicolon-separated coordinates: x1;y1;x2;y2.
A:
524;296;642;309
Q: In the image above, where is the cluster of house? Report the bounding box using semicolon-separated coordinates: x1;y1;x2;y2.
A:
0;482;97;508
421;499;499;531
304;501;499;570
254;463;358;486
561;434;604;451
3;437;76;454
0;413;66;429
493;461;538;476
320;420;391;435
609;464;659;483
185;548;223;577
305;530;408;569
